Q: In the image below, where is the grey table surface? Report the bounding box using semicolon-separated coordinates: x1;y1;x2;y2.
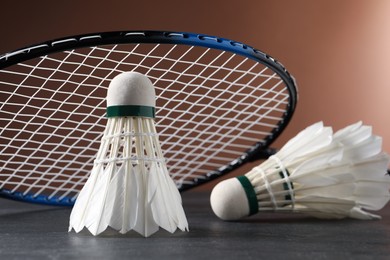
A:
0;191;389;260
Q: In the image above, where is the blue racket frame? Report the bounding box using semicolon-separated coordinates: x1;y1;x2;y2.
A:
0;31;298;206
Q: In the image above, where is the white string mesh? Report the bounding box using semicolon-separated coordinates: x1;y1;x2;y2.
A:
0;42;291;202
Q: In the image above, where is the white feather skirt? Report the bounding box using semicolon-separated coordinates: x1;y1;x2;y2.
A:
68;117;188;237
246;122;390;219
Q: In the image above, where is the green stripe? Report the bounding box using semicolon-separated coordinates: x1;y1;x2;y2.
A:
236;176;258;215
107;105;155;118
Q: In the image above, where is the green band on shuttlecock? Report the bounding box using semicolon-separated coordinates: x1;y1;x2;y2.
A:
106;105;155;118
236;176;258;216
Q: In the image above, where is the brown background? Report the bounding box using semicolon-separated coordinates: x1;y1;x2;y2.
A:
1;0;389;182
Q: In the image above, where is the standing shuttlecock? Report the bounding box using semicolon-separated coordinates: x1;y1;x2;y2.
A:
211;122;390;221
69;71;188;237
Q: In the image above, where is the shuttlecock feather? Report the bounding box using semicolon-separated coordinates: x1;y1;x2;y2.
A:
69;71;188;237
210;122;390;221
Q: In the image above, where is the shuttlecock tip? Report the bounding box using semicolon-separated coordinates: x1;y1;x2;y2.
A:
107;71;155;108
210;177;251;221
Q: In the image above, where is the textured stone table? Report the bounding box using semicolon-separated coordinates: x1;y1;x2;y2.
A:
0;191;389;259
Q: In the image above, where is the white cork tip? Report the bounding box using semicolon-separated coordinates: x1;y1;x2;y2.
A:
107;71;155;107
210;178;250;221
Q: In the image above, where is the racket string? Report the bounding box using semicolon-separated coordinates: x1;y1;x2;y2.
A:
0;41;293;200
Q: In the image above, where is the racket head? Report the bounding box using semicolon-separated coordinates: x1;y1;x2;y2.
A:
0;31;297;205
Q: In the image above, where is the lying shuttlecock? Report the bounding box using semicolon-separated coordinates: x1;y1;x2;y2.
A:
69;71;188;237
210;122;390;221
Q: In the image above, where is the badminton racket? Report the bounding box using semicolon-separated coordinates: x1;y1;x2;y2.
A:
0;31;298;206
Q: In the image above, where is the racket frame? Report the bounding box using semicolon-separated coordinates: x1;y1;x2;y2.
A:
0;30;298;204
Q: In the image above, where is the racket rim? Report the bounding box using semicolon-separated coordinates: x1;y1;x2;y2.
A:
0;30;298;205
